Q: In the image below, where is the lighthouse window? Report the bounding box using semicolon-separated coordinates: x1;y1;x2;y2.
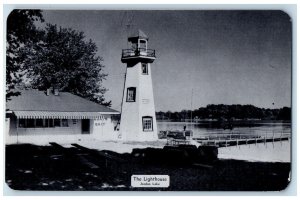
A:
142;116;153;132
139;39;147;50
126;87;136;102
142;63;148;75
131;42;138;50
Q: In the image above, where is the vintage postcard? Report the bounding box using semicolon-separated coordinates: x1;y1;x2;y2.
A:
5;9;292;191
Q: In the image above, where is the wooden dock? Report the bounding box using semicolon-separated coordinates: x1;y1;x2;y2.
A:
194;136;290;147
166;133;290;148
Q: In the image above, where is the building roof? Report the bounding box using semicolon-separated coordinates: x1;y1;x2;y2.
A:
13;111;110;120
6;90;119;114
128;29;148;40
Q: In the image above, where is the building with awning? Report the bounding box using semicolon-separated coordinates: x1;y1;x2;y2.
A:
6;89;120;144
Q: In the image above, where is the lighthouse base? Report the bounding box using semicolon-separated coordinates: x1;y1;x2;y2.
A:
120;131;158;142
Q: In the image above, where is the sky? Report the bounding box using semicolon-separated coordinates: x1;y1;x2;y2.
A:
40;10;292;112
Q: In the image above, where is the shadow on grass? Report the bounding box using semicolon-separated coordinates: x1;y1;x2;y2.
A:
5;143;290;191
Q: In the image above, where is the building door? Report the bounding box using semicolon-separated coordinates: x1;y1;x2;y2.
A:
81;119;90;134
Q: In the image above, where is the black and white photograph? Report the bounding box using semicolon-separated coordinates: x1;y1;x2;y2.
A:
5;9;292;191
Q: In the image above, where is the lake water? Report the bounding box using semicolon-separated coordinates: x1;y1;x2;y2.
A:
157;121;291;138
157;121;291;163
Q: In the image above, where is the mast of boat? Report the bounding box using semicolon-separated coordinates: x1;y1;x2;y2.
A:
190;88;193;125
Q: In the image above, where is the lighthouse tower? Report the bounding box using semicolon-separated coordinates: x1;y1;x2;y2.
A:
119;30;158;141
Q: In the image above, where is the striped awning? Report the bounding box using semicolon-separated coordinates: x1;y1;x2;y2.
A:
14;111;110;120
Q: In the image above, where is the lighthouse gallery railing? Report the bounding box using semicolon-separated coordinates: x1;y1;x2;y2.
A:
122;48;156;58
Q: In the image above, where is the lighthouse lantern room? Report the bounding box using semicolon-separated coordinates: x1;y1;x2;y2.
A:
120;30;158;141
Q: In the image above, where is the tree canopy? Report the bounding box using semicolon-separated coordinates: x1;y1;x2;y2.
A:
20;24;111;106
6;10;44;100
7;10;111;106
156;104;291;121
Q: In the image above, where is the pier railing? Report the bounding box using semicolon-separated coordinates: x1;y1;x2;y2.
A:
193;132;290;147
164;130;290;148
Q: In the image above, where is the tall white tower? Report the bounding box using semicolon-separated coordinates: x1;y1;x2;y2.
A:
120;30;158;141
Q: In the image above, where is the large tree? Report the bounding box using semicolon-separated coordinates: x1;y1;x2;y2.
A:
6;9;44;100
21;24;111;106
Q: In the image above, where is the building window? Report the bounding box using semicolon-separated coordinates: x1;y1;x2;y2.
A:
126;87;136;102
54;119;61;127
27;119;35;128
62;119;69;127
142;116;153;132
142;63;148;75
45;119;54;127
36;119;44;128
19;119;26;128
18;119;59;128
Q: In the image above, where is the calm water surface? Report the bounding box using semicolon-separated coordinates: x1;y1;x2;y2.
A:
157;121;291;162
157;121;291;138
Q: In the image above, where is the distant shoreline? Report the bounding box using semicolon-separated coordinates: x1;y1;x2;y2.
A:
157;119;291;124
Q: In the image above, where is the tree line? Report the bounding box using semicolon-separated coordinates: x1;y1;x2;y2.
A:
156;104;291;121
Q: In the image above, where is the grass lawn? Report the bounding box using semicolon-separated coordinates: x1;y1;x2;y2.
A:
5;144;290;191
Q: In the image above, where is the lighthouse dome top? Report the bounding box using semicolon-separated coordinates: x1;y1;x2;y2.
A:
128;29;148;41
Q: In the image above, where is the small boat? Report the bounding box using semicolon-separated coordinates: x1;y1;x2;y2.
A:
158;130;193;140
